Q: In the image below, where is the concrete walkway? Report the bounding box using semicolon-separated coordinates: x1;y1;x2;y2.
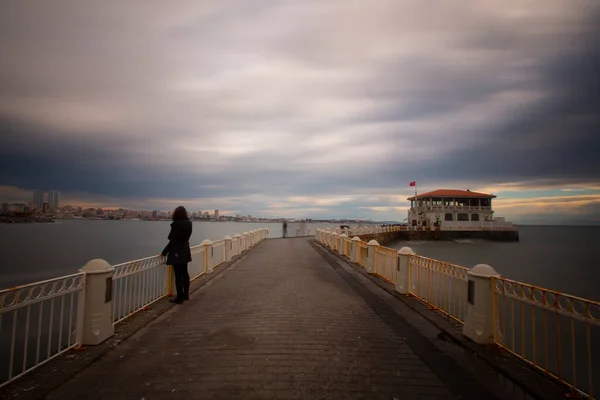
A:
41;238;500;400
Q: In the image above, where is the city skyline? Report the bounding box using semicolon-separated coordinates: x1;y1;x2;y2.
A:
1;1;599;225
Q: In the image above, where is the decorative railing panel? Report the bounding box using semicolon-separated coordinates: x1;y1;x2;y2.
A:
374;246;397;283
493;277;600;399
112;256;169;324
408;254;469;323
212;239;226;269
0;273;85;388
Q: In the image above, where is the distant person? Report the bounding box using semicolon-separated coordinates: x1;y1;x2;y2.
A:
283;220;288;238
161;206;192;304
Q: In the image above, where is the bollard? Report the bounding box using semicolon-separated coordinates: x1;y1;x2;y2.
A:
350;236;360;262
463;264;500;345
79;259;115;345
339;234;348;255
366;240;379;274
233;233;241;257
396;247;415;294
307;227;311;236
296;227;301;237
224;235;232;262
201;239;213;273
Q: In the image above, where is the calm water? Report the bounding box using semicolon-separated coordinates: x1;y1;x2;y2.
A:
0;222;598;301
0;220;340;289
388;225;600;301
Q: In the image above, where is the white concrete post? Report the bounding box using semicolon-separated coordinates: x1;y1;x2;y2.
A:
463;264;500;345
339;234;348;255
233;233;241;257
242;232;248;251
366;239;379;274
224;235;232;262
332;232;339;251
396;247;415;294
350;236;360;262
79;259;115;345
201;239;213;273
296;227;300;237
307;227;311;236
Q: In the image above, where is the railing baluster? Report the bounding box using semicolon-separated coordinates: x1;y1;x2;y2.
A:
586;320;593;397
58;295;64;352
68;292;74;347
35;303;42;365
520;286;525;357
47;298;54;360
9;310;18;379
570;300;576;390
23;306;31;373
556;305;562;380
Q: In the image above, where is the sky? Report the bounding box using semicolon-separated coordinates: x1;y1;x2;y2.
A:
1;1;599;224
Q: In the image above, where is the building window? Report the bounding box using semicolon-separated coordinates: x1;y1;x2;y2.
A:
458;213;469;221
444;213;453;221
471;214;479;221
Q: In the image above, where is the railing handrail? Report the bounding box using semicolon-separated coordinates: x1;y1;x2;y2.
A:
0;272;85;296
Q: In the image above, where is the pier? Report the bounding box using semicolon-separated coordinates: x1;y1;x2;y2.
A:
0;229;597;400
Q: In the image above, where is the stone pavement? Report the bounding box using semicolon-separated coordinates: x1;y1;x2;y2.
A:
40;238;505;400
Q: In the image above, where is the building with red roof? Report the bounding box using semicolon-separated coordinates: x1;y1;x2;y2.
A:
406;189;515;231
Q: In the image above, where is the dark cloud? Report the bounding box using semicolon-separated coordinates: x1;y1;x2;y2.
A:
0;1;599;221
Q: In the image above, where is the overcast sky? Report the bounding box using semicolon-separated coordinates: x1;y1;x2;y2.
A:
1;1;599;224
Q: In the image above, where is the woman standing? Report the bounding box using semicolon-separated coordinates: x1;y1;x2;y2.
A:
161;206;193;304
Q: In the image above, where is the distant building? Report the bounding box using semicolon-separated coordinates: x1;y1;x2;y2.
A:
214;209;219;219
33;190;60;211
0;203;8;214
33;190;44;209
47;190;60;210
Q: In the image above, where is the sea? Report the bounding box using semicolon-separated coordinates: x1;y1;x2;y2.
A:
0;221;598;301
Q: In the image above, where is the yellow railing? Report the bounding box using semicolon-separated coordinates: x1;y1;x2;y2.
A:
493;277;600;399
356;241;368;268
408;254;469;323
315;228;599;398
374;246;398;283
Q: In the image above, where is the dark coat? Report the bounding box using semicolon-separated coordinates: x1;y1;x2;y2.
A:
161;219;192;265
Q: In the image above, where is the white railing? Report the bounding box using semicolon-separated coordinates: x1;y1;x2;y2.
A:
0;273;85;388
189;245;207;279
0;228;268;388
112;255;170;324
212;239;226;269
408;254;469;323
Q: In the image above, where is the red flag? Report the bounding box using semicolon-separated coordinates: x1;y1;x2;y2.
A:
409;181;416;187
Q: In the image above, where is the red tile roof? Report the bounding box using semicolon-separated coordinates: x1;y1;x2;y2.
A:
407;189;496;200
